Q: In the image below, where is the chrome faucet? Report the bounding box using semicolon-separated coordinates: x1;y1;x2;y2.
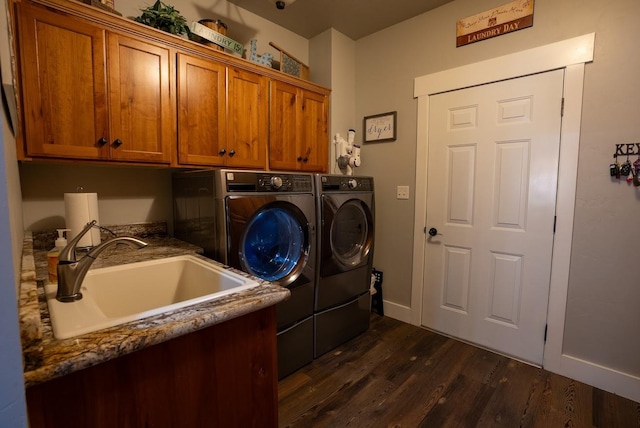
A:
56;220;148;302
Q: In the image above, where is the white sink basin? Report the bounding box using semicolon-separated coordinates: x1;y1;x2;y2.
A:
44;255;259;339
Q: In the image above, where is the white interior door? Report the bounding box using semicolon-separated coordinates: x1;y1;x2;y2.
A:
421;70;564;365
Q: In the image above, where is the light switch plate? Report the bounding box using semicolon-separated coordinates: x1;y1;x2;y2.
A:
396;185;409;200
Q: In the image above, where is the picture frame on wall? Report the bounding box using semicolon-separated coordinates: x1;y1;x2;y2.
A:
363;111;397;143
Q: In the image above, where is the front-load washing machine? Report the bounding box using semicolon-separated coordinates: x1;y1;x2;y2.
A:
173;169;316;379
314;174;374;357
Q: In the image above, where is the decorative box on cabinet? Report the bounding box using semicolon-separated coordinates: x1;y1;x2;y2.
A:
15;1;173;164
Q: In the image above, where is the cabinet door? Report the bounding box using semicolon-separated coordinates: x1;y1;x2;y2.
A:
269;80;301;171
107;34;173;163
300;89;329;172
177;53;226;166
227;68;268;169
16;2;109;159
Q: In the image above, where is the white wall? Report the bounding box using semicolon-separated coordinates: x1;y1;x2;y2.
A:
0;0;27;424
355;0;640;378
0;108;27;428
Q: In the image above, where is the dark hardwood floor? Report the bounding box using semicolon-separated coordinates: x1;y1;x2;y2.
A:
278;314;640;427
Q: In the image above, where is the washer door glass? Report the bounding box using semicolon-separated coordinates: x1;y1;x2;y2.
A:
241;206;306;282
330;200;372;267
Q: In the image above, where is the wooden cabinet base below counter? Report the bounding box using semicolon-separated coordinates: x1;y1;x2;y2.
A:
26;306;278;427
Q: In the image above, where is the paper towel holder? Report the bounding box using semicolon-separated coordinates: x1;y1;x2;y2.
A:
64;191;101;248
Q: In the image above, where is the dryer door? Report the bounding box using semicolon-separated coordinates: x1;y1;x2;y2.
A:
321;194;374;277
229;198;310;285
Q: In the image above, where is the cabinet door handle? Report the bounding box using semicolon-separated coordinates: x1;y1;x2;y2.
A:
112;139;122;147
97;137;108;146
219;149;226;155
303;157;308;162
228;150;235;157
297;156;303;162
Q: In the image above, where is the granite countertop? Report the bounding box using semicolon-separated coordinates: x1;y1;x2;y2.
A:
19;224;289;388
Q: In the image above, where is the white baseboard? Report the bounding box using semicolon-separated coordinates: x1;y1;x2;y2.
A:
545;353;640;403
381;300;412;324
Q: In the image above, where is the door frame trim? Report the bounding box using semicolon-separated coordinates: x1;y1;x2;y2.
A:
410;34;638;402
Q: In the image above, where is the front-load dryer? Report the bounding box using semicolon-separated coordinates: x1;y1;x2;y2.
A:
314;174;374;357
173;169;316;379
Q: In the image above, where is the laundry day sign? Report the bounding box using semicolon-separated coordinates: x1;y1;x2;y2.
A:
456;0;534;47
190;22;244;54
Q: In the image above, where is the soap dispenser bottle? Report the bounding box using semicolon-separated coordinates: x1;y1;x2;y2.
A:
47;229;70;283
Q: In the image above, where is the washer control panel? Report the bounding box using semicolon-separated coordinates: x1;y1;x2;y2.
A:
258;174;312;192
224;171;313;193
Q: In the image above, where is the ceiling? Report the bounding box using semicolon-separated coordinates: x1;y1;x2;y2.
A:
225;0;455;40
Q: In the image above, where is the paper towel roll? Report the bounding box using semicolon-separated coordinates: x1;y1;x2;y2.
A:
64;193;101;248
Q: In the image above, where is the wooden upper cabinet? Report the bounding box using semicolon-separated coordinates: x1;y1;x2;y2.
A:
15;1;173;164
226;68;268;169
300;89;329;172
13;0;329;170
177;53;227;166
269;80;328;172
107;34;173;164
16;1;109;159
268;80;298;171
177;56;268;169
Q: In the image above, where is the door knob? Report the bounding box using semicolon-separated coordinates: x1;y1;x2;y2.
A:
428;228;442;237
112;139;122;147
97;137;108;146
228;150;236;157
219;149;226;155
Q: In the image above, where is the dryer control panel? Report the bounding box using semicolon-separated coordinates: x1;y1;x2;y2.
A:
320;175;374;192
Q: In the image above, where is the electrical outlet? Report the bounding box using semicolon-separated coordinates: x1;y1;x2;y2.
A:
396;185;409;200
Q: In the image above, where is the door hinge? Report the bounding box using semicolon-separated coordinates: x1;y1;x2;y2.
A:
561;97;565;117
553;215;557;234
423;226;427;234
544;324;548;342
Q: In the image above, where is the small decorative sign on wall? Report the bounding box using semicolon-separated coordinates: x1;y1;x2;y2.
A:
456;0;534;47
364;111;397;143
